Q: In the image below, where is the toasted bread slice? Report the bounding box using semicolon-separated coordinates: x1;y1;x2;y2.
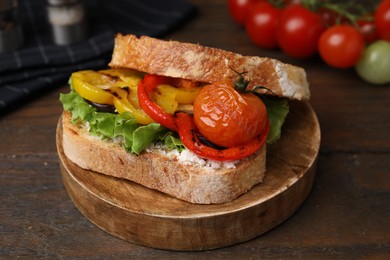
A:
109;34;310;100
62;112;266;204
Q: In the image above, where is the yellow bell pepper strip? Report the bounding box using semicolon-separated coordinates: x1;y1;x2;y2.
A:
100;69;144;109
138;74;178;131
126;85;142;109
71;70;114;105
155;84;201;103
152;85;178;114
175;112;270;161
110;86;154;125
99;68;143;88
151;84;201;114
176;104;194;114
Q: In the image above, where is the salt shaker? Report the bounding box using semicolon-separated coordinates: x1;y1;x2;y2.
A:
46;0;87;45
0;0;23;52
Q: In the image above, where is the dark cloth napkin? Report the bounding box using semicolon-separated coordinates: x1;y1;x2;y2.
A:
0;0;196;115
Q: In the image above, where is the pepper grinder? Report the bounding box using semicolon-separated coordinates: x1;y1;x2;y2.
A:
46;0;87;45
0;0;23;52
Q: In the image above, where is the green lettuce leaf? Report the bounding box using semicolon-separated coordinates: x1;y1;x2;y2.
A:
60;90;96;122
132;123;166;154
164;135;185;152
262;97;289;144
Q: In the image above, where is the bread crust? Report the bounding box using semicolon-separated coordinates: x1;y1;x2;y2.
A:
62;112;266;204
109;34;310;100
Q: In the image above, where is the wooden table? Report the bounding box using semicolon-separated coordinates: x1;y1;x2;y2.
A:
1;0;389;258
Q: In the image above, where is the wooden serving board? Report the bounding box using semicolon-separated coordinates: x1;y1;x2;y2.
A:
56;100;320;251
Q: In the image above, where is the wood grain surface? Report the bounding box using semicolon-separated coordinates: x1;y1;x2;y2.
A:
57;101;320;251
1;0;389;258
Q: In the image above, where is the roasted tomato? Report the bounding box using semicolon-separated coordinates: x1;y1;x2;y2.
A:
193;81;267;148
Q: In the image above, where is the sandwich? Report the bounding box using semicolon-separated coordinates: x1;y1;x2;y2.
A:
59;33;310;204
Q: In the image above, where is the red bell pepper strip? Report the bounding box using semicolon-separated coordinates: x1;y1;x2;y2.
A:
175;112;270;161
137;74;178;131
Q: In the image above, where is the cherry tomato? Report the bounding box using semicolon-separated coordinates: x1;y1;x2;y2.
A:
375;0;390;41
358;19;380;44
245;2;281;49
319;25;365;68
193;81;267;148
277;4;326;58
355;40;390;85
228;0;261;25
